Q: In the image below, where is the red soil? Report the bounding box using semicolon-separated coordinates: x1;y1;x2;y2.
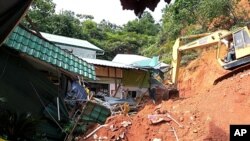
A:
80;2;250;140
178;48;229;97
80;48;250;141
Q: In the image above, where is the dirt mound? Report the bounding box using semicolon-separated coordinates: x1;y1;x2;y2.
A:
178;48;229;97
173;48;250;140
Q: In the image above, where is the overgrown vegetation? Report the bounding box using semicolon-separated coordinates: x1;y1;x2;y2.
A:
158;0;250;64
23;0;250;63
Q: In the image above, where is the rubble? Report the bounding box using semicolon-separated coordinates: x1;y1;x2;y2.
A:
119;132;125;139
169;126;179;141
110;124;118;132
179;117;184;122
121;121;132;127
83;124;108;140
93;96;138;116
166;113;184;128
147;114;171;124
82;49;250;141
152;138;162;141
193;129;198;133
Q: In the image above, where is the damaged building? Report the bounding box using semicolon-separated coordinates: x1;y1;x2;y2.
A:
0;25;110;140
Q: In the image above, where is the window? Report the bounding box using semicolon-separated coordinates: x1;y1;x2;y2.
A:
128;91;137;98
243;30;250;44
233;29;250;49
233;30;244;49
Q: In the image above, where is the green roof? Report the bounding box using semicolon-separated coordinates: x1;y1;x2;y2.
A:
4;25;96;80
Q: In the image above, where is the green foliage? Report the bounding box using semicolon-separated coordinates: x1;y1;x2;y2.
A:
30;0;56;15
97;31;156;60
82;20;105;40
23;0;250;66
76;14;94;20
124;11;160;36
84;12;160;60
24;0;88;39
99;20;121;33
46;10;86;39
157;0;245;64
0;109;41;140
24;0;56;32
23;0;161;61
180;51;199;66
198;0;231;20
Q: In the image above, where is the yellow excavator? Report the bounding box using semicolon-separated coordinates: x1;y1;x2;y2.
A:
170;26;250;89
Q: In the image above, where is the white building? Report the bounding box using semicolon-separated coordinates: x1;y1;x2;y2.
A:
41;32;104;59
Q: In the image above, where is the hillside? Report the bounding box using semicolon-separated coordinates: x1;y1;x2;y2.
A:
81;48;250;141
80;1;250;140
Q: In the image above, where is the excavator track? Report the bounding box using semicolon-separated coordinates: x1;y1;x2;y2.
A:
213;63;250;85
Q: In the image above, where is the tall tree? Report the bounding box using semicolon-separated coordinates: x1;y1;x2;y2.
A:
82;19;105;40
46;10;86;39
24;0;56;31
123;11;160;36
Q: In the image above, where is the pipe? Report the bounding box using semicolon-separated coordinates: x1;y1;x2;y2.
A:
83;124;108;140
57;97;60;121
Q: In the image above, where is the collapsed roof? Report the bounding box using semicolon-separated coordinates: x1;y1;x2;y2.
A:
4;25;96;80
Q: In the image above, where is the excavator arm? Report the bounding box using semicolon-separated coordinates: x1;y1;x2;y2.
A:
171;30;230;87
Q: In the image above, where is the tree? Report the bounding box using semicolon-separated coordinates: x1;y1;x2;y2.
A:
44;10;87;39
151;0;241;63
23;0;56;31
76;14;94;20
123;11;160;36
82;20;105;40
98;20;121;33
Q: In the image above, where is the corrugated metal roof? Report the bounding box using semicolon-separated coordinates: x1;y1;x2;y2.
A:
81;58;135;69
40;32;104;52
112;54;150;64
132;56;160;67
4;25;96;80
112;54;169;68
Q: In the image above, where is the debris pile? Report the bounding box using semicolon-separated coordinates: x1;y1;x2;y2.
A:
94;96;138;116
82;98;188;141
80;49;250;140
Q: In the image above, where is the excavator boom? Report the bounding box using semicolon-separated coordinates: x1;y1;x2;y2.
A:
171;30;230;87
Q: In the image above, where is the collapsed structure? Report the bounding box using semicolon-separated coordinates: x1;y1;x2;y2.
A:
0;2;169;140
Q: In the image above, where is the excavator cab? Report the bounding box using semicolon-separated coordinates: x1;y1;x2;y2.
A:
217;27;250;70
